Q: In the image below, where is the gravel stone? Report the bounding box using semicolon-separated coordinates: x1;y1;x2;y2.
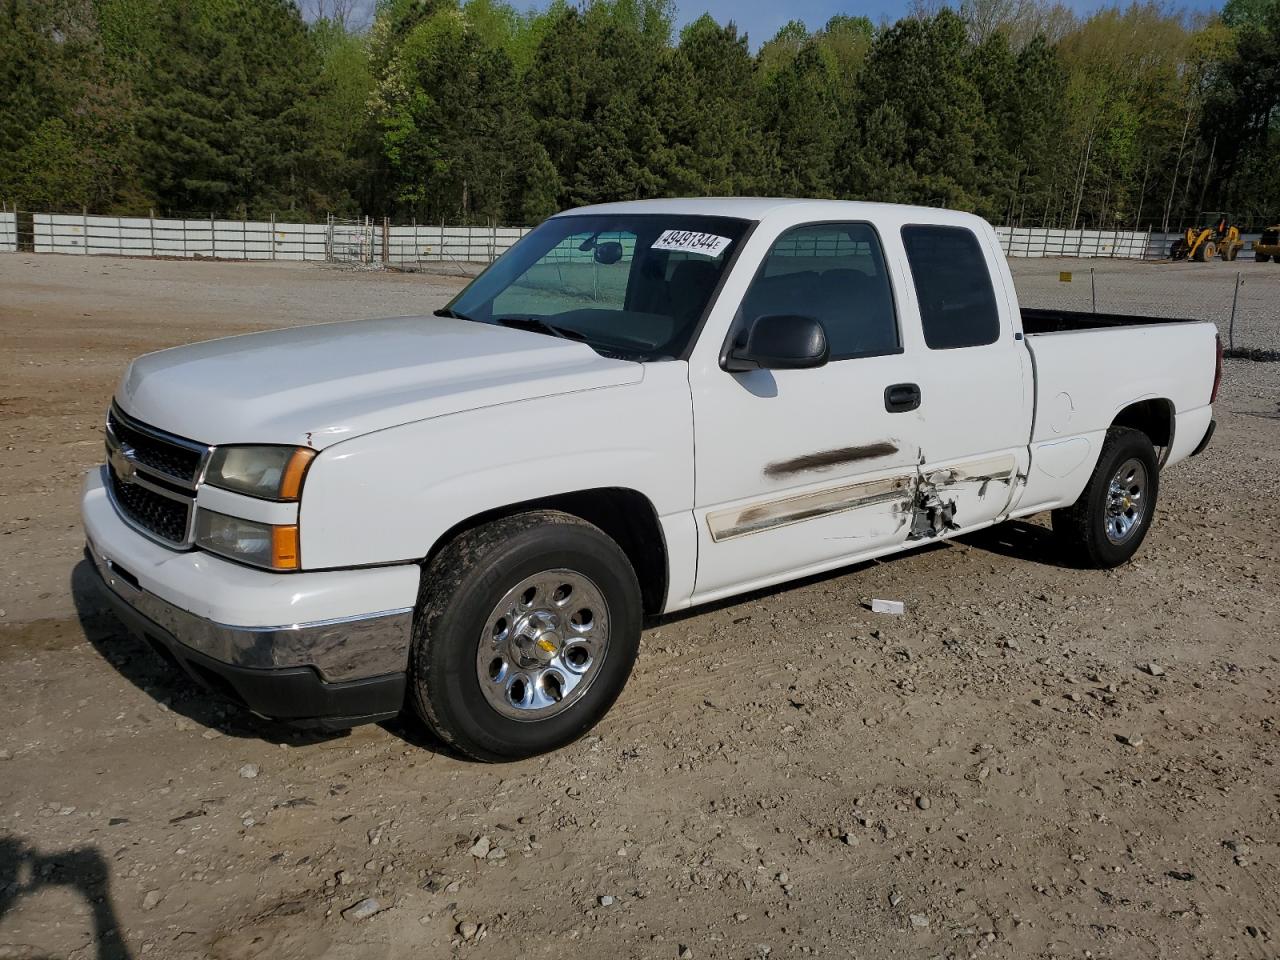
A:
341;898;382;921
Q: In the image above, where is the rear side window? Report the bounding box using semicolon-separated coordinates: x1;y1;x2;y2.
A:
901;225;1000;349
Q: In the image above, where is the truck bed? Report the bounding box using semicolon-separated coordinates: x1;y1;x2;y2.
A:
1021;308;1201;335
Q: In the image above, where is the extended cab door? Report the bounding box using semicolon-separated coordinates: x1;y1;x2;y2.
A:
687;221;926;602
895;223;1032;535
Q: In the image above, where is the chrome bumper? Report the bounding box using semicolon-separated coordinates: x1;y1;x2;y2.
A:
86;537;414;683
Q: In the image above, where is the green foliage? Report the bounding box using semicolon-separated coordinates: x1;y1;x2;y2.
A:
4;118;95;209
0;0;1274;229
0;0;145;210
135;0;343;216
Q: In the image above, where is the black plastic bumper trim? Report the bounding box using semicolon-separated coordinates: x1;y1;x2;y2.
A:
90;562;406;729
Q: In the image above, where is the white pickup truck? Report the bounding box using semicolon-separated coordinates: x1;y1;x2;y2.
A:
82;198;1220;760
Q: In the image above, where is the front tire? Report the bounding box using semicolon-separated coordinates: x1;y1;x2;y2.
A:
1051;427;1159;568
1258;252;1272;263
410;510;642;761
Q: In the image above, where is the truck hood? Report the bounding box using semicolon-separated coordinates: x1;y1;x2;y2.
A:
116;316;643;448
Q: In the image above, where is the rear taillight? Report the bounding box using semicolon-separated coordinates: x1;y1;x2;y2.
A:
1211;333;1223;402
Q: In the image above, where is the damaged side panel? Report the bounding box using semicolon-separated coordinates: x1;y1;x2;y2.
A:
708;475;913;542
707;452;1023;544
904;452;1022;541
763;442;899;479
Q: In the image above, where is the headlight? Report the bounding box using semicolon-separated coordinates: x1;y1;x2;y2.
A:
195;510;300;570
205;445;315;501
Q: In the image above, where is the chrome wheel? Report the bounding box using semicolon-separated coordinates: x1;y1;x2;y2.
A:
1105;457;1148;544
476;569;610;721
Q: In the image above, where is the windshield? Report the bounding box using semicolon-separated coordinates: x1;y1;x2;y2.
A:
443;214;751;360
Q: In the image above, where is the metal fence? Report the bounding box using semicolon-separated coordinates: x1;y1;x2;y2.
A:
4;207;1276;355
0;208;531;266
3;207;1273;266
994;226;1265;260
0;210;330;259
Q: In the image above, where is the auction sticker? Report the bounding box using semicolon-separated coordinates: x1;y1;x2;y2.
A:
652;230;733;258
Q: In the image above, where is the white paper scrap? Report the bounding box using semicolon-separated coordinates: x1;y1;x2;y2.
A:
651;229;733;258
870;598;905;615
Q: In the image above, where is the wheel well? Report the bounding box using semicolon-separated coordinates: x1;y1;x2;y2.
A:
1112;399;1173;457
424;488;669;616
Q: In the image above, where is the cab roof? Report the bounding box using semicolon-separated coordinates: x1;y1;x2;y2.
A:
555;196;990;229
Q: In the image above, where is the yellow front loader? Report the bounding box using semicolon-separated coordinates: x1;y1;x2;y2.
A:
1170;214;1243;262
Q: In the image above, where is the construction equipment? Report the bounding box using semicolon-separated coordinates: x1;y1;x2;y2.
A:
1170;213;1244;262
1255;225;1280;262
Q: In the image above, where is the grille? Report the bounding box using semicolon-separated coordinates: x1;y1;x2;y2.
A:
1262;229;1279;246
107;408;203;485
109;467;192;544
104;406;206;547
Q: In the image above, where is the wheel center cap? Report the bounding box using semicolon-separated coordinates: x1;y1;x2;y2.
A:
513;611;562;666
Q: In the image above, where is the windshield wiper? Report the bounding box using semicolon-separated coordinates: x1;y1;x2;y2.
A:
493;316;589;342
433;307;474;321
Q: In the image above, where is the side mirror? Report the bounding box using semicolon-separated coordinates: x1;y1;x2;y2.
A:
724;314;829;372
593;241;623;265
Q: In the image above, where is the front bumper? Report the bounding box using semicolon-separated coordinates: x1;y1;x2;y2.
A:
82;467;420;727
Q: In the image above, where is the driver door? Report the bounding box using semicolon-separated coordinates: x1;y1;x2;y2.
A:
689;222;923;601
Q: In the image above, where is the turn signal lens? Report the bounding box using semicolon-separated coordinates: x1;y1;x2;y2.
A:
279;449;316;500
271;525;300;570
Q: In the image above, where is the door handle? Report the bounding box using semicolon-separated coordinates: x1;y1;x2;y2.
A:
884;383;921;413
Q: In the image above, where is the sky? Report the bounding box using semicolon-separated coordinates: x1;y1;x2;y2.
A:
665;0;1224;45
325;0;1225;47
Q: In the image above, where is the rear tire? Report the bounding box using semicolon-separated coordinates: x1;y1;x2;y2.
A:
1051;427;1159;568
1258;253;1272;263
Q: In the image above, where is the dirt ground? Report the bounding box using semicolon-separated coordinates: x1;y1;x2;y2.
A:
2;255;1278;960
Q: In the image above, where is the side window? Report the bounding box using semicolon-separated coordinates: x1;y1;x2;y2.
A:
901;225;1000;350
492;230;636;318
740;223;900;361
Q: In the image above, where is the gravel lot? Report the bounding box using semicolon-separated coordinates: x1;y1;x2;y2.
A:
2;254;1278;960
1010;256;1280;353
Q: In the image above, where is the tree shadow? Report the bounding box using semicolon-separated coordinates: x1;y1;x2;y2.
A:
0;836;133;960
956;519;1079;569
69;558;342;746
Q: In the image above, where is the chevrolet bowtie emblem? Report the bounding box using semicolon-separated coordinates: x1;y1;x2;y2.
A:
108;440;137;483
